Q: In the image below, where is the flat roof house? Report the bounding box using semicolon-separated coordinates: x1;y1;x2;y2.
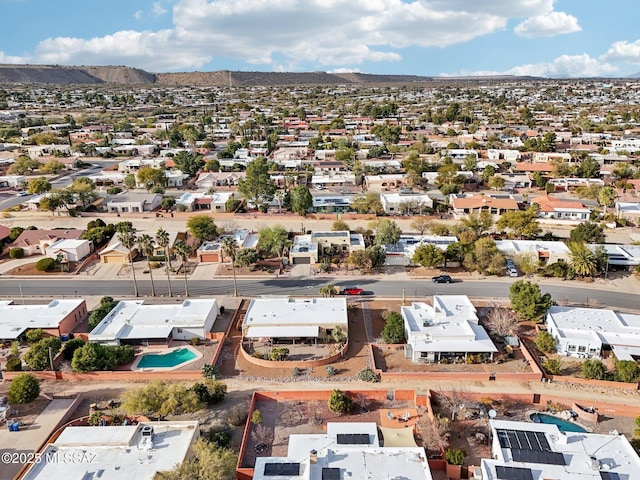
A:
545;305;640;360
481;419;640;480
89;299;219;345
380;192;433;215
21;421;200;480
242;297;348;344
253;422;433;480
289;231;365;265
401;296;497;363
450;193;520;218
495;240;572;265
105;192;162;214
0;299;87;341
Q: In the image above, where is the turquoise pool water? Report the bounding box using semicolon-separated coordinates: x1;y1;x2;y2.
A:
530;413;587;433
136;348;197;369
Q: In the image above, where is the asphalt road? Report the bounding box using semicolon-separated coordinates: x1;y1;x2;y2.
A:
1;277;637;309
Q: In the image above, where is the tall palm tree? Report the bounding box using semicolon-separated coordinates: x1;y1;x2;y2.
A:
155;228;172;297
221;236;239;297
598;186;617;214
173;240;191;297
117;224;139;297
568;241;597;278
137;234;156;297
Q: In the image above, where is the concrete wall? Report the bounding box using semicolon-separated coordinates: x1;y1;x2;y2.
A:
239;341;348;369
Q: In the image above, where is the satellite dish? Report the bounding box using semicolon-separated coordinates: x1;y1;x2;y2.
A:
489;409;497;419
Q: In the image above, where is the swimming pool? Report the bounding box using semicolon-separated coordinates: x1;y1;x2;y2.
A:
135;347;198;369
530;412;587;433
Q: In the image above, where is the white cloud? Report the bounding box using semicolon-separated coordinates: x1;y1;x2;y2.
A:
4;0;561;71
153;2;168;16
514;11;581;38
133;10;143;20
0;51;28;64
327;68;363;73
603;40;640;65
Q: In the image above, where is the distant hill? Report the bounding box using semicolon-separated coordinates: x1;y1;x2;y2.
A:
0;64;546;86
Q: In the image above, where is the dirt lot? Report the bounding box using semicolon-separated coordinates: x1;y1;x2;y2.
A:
5;260;80;276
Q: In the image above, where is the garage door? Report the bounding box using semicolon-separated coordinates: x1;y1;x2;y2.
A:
292;257;311;264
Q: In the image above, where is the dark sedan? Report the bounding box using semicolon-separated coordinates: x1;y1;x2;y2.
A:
431;275;452;284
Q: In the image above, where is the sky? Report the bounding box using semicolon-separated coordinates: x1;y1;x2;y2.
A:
1;0;640;78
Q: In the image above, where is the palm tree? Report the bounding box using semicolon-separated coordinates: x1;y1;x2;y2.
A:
117;224;139;297
221;236;239;297
568;241;597;278
598;186;617;214
155;228;172;297
173;240;191;297
137;234;156;297
274;190;286;213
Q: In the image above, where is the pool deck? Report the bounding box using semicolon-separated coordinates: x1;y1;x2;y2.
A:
130;345;203;372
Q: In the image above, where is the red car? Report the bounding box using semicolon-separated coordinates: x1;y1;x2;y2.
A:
341;287;364;295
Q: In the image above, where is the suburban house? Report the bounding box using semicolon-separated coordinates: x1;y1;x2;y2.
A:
481;419;640;480
379;192;433;215
442;148;478;161
89;299;219;345
105;192;162;214
547;177;604;191
545;305;640;360
289;231;365;265
194;171;245;189
383;235;459;266
450;193;520;218
310;172;357;188
531;195;591;221
0;224;10;244
176;191;236;212
515;162;553;174
46;238;92;262
495;240;571;265
615;202;640;223
495;172;532;189
197;229;259;263
10;229;85;257
592;244;640;271
0;175;26;188
0;299;87;341
253;422;433;480
241;297;348;345
98;236;138;264
487;149;522;163
311;193;354;213
21;422;200;480
364;174;409;192
401;296;497;363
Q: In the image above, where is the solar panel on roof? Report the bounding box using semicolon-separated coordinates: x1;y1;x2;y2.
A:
511;449;565;465
336;433;370;445
515;430;529;449
507;431;519;449
322;468;341;480
495;465;533;480
534;431;550;450
524;431;541;451
497;430;510;448
264;463;301;476
599;473;620;480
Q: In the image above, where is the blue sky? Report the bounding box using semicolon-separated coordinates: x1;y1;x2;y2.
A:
1;0;639;77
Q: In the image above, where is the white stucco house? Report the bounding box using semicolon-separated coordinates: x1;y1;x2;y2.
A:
401;296;497;363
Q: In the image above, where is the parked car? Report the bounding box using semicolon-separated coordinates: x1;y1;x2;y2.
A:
508;268;518;277
432;275;452;284
16;191;28;197
341;286;364;295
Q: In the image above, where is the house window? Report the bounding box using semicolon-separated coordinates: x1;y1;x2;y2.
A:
177;328;183;333
568;345;576;352
578;346;586;353
589;348;598;354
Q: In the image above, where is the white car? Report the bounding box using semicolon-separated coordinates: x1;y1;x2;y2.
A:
16;191;28;197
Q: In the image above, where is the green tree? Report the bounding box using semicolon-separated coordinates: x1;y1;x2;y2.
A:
24;337;62;371
137;234;156;296
509;280;553;321
68;177;97;206
482;164;496;183
445;449;465;466
174;240;191;297
121;380;203;419
381;311;405;344
117;223;139;297
155;228;172;297
27;177;51;195
350;192;383;214
225;196;241;213
368;245;386;269
8;373;40;404
582;359;606;380
155;439;237;480
187;215;219;245
289;185;312;216
496;206;541;239
463;237;505;275
124;174;136;189
488;176;506;190
348;249;372;271
410;218;431;236
258;225;288;257
172;151;204;178
568;242;598;278
137;166;166;191
373;219;402;246
569;221;605;244
412;243;445;268
7;155;41;175
543;357;562;375
332;219;350;232
62;338;86;360
615;359;640;383
574;156;600;178
89;296;118;330
238;156;276;209
597;186;617;212
328;389;353;415
461;210;493;237
221;236;239;297
235;248;259;267
534;330;557;353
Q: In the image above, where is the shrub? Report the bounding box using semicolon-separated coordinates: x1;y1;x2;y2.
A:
6;357;22;371
190;337;201;346
251;409;263;425
614;359;640;383
24;337;62;371
292;367;301;377
207;422;232;449
445;448;465;465
107;187;122;195
25;329;45;344
9;247;24;259
582;359;607;380
201;364;218;379
62;338;86;360
8;373;40;404
328;389;353;415
356;368;380;383
270;347;289;361
227;405;249;426
325;365;336;377
534;331;557;353
35;257;57;272
543;358;562;375
381;311;405;344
